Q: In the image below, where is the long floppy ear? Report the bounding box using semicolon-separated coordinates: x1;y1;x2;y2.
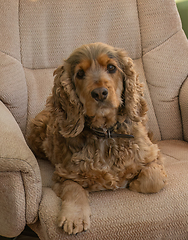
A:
116;50;148;123
47;65;85;138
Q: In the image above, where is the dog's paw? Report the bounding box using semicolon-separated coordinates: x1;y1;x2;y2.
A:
129;164;167;193
58;201;91;235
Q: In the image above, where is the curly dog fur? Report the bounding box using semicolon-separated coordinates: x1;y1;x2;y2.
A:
28;42;167;235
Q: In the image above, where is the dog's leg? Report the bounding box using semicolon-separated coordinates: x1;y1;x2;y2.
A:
53;180;91;235
129;161;167;193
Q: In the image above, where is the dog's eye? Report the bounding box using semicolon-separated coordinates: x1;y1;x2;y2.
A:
76;69;85;79
107;64;116;74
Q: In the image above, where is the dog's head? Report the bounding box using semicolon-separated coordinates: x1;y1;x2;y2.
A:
49;43;147;137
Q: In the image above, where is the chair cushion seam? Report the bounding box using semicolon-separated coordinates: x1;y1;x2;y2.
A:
162;153;181;161
143;29;183;57
0;50;22;64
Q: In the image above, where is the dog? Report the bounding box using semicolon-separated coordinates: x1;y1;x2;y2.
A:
28;42;167;235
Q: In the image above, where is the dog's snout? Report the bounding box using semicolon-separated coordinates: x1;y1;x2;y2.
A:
91;87;108;102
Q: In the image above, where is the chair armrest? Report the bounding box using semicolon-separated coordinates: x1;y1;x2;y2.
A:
0;101;42;237
180;77;188;142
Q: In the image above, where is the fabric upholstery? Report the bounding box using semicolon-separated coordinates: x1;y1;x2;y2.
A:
180;77;188;142
19;0;142;69
24;68;54;137
0;52;27;134
0;101;42;237
134;59;161;140
0;0;21;61
143;31;188;140
138;0;182;54
0;0;188;239
0;172;25;238
176;0;188;38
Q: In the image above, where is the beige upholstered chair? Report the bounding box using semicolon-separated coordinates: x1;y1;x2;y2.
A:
0;0;188;239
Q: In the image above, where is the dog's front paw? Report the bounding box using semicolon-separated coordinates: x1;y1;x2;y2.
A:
58;201;91;235
129;163;167;193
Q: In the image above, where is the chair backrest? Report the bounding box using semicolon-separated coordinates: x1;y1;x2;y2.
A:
0;0;188;140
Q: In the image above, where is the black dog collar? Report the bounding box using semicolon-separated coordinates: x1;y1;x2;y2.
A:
85;121;134;139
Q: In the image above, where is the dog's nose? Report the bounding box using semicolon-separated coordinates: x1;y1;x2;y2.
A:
91;87;108;102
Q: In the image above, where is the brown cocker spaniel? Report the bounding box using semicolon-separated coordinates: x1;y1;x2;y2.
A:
28;42;167;235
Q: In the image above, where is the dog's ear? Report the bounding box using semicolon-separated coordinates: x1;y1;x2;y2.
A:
116;50;148;123
47;65;85;138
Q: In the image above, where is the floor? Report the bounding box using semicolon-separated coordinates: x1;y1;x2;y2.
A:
0;226;39;240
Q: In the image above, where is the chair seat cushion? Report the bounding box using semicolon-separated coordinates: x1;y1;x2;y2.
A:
31;140;188;239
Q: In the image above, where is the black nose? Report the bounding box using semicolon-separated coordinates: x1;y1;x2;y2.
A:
91;87;108;102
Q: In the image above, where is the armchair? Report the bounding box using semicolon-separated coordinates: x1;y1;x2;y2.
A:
0;0;188;239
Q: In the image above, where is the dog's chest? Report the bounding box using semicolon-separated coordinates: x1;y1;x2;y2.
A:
59;135;143;191
81;137;135;190
98;138;106;156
